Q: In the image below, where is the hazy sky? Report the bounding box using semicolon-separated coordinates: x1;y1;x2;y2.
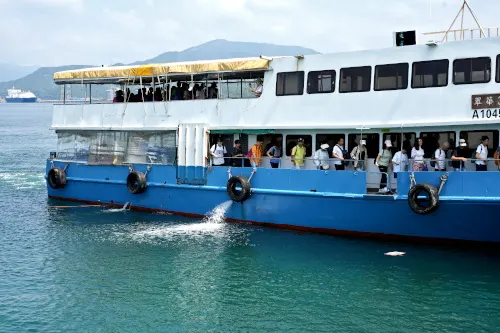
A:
0;0;499;66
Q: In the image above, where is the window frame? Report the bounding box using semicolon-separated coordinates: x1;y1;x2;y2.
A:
339;66;372;93
496;55;500;83
411;59;449;89
307;70;336;94
374;62;409;91
285;135;313;157
420;131;456;158
459;130;499;158
452;57;491;85
347;133;380;158
276;71;305;96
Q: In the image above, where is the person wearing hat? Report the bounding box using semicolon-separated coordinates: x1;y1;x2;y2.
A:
475;136;489;171
392;147;409;179
375;140;393;193
350;140;368;171
314;143;330;170
451;139;468;171
291;138;307;169
249;78;263;97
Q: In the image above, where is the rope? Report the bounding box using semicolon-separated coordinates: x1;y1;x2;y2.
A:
438;173;448;195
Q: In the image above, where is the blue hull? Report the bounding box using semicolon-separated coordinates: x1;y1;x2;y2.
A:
46;161;500;243
5;97;37;103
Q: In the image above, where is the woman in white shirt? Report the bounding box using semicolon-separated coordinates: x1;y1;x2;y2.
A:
411;137;425;171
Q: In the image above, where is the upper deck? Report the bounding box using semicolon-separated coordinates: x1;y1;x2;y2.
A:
52;36;500;131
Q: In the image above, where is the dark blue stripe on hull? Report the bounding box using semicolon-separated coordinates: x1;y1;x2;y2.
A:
5;97;37;103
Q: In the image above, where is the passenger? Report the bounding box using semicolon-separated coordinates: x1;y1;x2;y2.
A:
433;142;449;172
494;144;500;171
249;78;263;97
210;137;227;167
392;147;408;179
171;87;180;101
142;87;147;101
135;89;143;102
154;87;163;101
117;90;124;102
267;142;282;168
208;83;218;99
183;83;191;100
411;137;425;171
403;133;413;154
291;138;307;169
250;137;264;168
350;140;368;171
332;138;346;171
197;83;207;99
231;140;244;167
475;136;489;171
147;87;154;101
451;139;468;171
314;143;330;170
375;140;393;193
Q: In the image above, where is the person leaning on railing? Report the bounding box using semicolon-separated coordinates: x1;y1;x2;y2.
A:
376;140;393;193
250;137;264;168
475;136;489;171
411;137;425;171
451;139;468;171
291;138;306;170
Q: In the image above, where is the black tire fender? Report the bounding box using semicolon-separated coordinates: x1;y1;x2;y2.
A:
47;167;67;189
408;183;439;215
227;175;251;202
127;171;147;194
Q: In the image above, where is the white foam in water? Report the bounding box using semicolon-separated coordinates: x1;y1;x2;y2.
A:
0;172;45;190
131;200;233;240
104;202;130;213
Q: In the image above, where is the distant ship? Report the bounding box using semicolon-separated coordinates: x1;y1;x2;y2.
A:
5;87;37;103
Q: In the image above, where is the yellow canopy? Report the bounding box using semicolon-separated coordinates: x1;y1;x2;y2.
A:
53;57;270;82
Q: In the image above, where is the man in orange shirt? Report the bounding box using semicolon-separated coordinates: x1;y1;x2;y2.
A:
250;137;264;168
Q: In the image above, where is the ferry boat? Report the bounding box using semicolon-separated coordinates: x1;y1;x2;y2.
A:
45;4;500;244
5;87;37;103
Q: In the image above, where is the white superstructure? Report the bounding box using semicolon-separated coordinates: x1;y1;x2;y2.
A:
52;36;500;131
7;87;36;99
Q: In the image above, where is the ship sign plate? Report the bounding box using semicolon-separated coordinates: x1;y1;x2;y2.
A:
471;94;500;120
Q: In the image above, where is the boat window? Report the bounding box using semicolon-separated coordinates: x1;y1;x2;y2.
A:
261;134;284;154
339;66;371;93
412;59;449;88
55;130;177;165
374;63;409;91
382;133;416;155
453;57;491;84
496;55;500;83
459;130;499;158
285;135;312;157
347;133;379;158
307;70;336;94
420;131;456;158
315;134;345;155
276;71;305;96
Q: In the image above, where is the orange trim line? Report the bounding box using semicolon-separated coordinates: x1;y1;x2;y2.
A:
48;196;498;247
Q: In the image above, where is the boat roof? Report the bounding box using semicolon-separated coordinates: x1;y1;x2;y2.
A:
53;57;272;84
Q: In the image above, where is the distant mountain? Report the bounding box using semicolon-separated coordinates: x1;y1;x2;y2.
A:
132;39;319;65
0;63;39;82
0;40;319;100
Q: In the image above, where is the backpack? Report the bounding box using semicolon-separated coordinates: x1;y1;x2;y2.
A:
336;145;350;166
471;145;483;164
430;149;442;168
246;148;253;157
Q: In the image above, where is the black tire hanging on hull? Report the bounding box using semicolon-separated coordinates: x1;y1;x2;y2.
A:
47;167;67;189
227;175;251;202
408;183;439;215
127;171;147;194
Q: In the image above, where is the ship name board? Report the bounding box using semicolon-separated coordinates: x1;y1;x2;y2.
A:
471;94;500;120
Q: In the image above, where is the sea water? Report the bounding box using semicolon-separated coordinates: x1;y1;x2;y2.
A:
1;104;500;332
